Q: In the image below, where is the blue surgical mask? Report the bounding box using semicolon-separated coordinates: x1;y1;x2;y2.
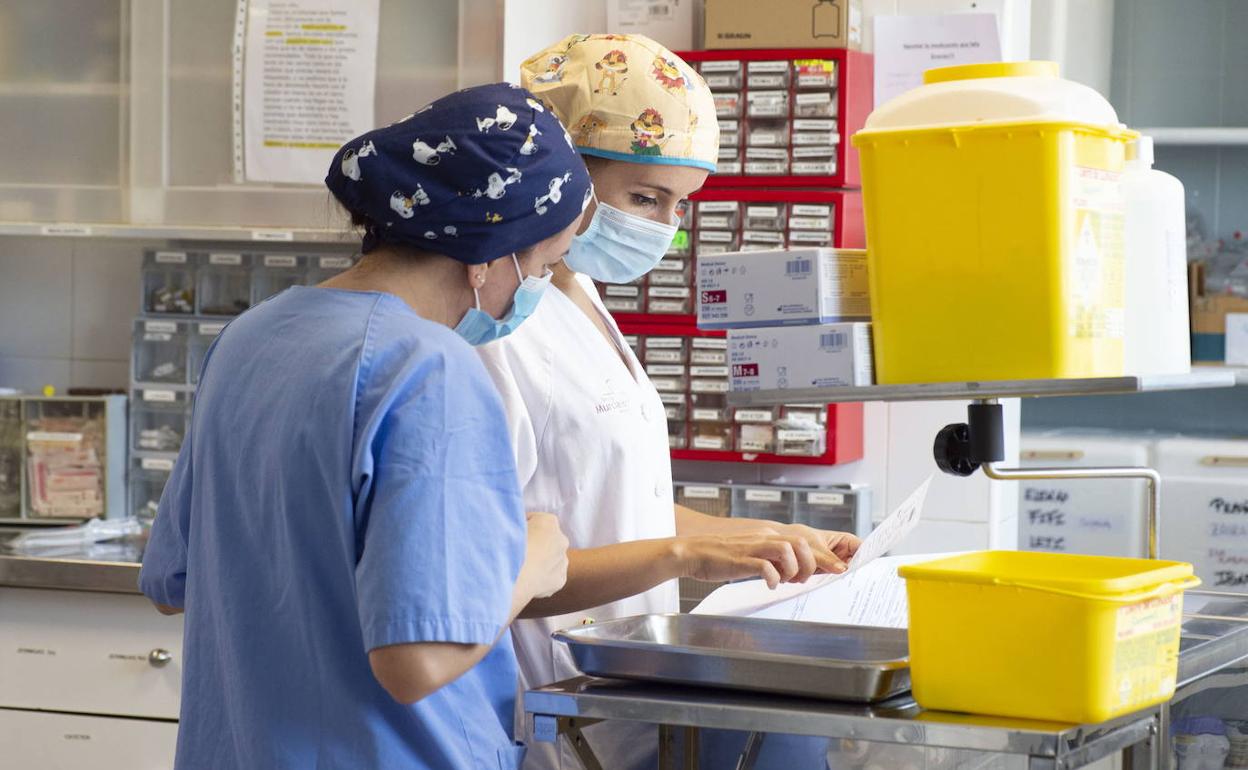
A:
564;197;679;284
454;254;552;346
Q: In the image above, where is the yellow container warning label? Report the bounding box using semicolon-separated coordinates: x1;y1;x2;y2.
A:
1069;165;1125;341
1113;594;1182;708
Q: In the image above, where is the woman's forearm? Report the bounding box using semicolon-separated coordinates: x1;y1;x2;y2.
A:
518;539;684;618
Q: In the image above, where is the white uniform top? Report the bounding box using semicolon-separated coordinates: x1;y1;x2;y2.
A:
479;273;678;770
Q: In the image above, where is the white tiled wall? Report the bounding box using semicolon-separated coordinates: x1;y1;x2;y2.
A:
0;236;140;393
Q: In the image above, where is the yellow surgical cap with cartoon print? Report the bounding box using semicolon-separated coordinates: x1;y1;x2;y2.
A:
520;34;720;173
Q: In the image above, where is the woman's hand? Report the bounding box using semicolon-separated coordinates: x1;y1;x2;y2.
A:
519;512;570;600
770;523;861;574
671;531;846;590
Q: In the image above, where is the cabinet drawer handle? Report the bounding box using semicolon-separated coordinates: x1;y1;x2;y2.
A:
148;649;173;668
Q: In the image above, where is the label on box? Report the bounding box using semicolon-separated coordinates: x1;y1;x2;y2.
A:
692;337;728;349
808;491;846;506
714;95;741;115
693;436;728;450
143;389;178;403
794;119;837;131
746;206;782;219
719;162;742;175
719;120;740;132
748;104;787;118
647;350;684;363
264;255;298;268
718;146;741;161
747;60;789;73
692;408;725;421
198;322;227;336
743;229;785;244
748;74;787;88
738;440;768;452
797;74;835;88
605;285;641;297
699;230;736;243
691;365;730;377
654;258;687;272
646;364;687;377
778;429;821;441
659;392;686;405
698;201;740;214
745;488;783;503
664;406;682;420
792;132;839;146
649;271;689;287
704;74;738;89
748;132;783;147
794;145;836;158
650;286;692;299
746;147;788;160
699;215;734;230
735;409;775;423
141;457;176;472
792;204;833;217
793;161;836;174
698;244;732;255
789;233;832;247
691;350;727;365
691;379;730;393
746;161;788;174
748;90;787;104
647;336;684;349
252;229;294;242
145;320;178;334
701;60;743;73
790;216;833;231
604;299;640;312
154;251;188;264
27;431;84;443
649;377;683;392
209;253;243;266
649;300;689;313
796;92;834;106
682;485;723;500
320;256;353;269
720;131;741;146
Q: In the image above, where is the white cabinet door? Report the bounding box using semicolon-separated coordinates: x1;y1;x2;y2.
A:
0;708;177;770
0;588;183;718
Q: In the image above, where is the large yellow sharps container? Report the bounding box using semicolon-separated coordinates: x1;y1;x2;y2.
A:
852;62;1137;384
899;551;1199;724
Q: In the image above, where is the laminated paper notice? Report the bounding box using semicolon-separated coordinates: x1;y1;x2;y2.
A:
242;0;380;184
693;476;932;617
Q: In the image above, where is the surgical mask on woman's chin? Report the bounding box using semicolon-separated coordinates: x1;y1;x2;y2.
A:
453;254;552;346
563;198;679;284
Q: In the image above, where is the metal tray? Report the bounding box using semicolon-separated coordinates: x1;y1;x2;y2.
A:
554;613;910;702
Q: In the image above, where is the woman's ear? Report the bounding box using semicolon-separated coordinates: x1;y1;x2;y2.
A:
466;263;488;289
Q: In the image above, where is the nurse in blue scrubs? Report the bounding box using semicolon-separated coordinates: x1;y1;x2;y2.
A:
139;83;592;770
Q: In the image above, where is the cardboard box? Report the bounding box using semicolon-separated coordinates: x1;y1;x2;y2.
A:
697;248;870;330
729;322;874;390
705;0;863;51
1189;261;1248;362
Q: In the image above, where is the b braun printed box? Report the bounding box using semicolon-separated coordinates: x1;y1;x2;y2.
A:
697;248;869;330
729;323;874;391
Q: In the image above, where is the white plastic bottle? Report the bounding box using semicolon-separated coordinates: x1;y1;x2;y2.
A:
1123;135;1191;375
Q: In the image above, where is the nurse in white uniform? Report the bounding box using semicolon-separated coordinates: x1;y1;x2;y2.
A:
479;35;861;770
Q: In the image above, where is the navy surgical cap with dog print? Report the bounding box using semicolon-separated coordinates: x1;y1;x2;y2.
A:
327;82;593;264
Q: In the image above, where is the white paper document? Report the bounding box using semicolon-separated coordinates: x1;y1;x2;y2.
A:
693;476;932;617
242;0;381;184
873;13;1002;108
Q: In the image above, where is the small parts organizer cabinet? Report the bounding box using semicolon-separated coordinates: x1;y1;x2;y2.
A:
621;322;863;466
679;48;873;188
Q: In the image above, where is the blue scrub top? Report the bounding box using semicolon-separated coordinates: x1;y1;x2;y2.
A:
140;286;528;770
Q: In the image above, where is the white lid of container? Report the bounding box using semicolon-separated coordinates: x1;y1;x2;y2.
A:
859;61;1122;132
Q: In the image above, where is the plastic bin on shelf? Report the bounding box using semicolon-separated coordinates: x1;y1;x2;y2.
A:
853;61;1137;383
197;252;253;316
131;389;191;455
1155;438;1248;592
731;486;792;524
900;551;1198;723
252;254;307;305
142;251;196;315
132;319;190;386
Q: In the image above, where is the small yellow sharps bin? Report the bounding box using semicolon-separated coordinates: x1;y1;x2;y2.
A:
852;62;1137;384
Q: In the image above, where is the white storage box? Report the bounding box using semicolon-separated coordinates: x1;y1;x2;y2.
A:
697;248;869;330
1156;438;1248;592
728;323;874;391
1018;433;1150;558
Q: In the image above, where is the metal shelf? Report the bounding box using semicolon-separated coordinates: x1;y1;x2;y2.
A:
726;370;1239;407
0;221;355;244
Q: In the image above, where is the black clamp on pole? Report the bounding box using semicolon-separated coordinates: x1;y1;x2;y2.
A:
933;401;1005;477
